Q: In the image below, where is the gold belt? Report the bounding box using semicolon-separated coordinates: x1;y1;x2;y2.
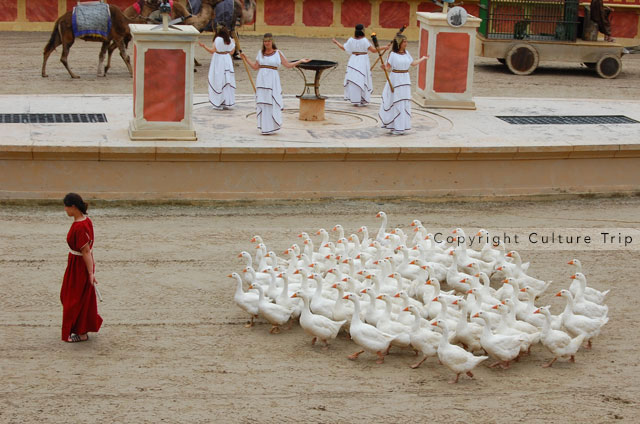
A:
216;51;230;55
392;69;409;73
352;52;367;55
259;65;278;70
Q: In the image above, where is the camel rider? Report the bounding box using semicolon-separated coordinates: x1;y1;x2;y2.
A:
214;0;240;60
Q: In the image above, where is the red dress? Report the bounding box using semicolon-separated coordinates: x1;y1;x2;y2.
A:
60;217;102;340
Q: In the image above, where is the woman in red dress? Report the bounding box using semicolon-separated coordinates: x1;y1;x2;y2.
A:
61;193;102;342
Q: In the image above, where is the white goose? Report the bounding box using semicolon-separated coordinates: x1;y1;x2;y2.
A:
249;283;292;334
343;293;397;364
375;211;392;243
291;291;346;349
568;274;608;318
229;272;259;327
404;305;442;369
432;320;489;384
534;306;585;368
375;294;412;351
556;289;609;349
569;271;610;306
450;298;483;352
473;311;526;369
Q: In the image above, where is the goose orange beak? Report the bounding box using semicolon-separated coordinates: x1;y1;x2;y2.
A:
452;299;458;305
491;304;499;309
410;260;416;265
466;289;473;294
520;288;526;292
472;313;480;318
502;279;509;284
570;274;576;279
291;293;298;298
568;260;574;265
476;231;482;236
227;274;233;278
432;297;439;302
393;293;400;298
342;277;348;282
403;306;410;312
376;212;381;218
555;292;562;297
343;295;350;299
431;321;438;326
474;273;480;277
533;308;541;314
506;252;513;257
331;283;338;288
376;295;383;300
361;289;367;294
237;253;243;258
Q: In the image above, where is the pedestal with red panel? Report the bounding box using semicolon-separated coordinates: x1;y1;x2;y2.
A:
129;24;199;141
414;12;481;110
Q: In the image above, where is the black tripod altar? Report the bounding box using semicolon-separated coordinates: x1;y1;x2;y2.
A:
294;60;337;121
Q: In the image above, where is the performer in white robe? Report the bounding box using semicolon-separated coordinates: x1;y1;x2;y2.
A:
332;24;385;106
241;33;310;134
378;34;428;134
199;27;236;110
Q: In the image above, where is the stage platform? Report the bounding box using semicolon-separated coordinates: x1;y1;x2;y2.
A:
0;94;638;201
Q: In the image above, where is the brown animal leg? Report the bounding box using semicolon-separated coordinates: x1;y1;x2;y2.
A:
410;355;428;369
98;41;109;76
542;357;557;368
347;350;365;360
116;40;133;77
42;20;64;77
60;41;79;79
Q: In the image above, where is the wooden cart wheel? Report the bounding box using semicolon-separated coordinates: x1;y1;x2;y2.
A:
596;54;622;79
505;43;539;76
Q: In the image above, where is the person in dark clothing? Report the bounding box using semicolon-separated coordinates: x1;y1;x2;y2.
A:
590;0;615;42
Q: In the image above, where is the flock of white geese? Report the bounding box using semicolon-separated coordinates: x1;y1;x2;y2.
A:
228;212;610;383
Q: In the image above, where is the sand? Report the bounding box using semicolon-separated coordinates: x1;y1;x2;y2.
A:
1;198;639;423
1;30;639;423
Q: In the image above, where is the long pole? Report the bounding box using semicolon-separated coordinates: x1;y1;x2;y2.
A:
371;33;394;93
370;25;406;71
232;30;256;93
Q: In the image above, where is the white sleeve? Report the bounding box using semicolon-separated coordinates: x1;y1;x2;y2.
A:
343;38;353;54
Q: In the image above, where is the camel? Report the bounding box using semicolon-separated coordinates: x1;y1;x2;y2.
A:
123;0;161;21
42;4;137;78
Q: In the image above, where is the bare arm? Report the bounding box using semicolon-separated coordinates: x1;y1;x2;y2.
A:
80;242;97;285
240;53;260;70
332;38;345;51
280;51;311;69
411;56;428;66
198;41;216;54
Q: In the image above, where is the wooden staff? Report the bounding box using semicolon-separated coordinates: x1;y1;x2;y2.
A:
371;33;393;93
232;30;256;93
370;25;406;71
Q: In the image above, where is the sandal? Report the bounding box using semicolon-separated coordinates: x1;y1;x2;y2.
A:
67;333;89;343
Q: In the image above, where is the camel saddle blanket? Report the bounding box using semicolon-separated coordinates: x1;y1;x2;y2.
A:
72;2;112;42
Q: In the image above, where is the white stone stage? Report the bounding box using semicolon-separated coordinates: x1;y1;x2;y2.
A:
0;94;638;200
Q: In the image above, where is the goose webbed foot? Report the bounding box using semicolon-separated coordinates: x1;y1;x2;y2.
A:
449;373;461;384
375;351;386;364
269;325;281;334
410;356;427;369
321;340;329;350
542;357;557;368
466;371;474;379
311;337;317;345
347;350;365;360
569;355;576;363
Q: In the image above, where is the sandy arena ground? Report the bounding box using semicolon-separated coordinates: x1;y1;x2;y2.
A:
1;30;640;423
1;198;639;423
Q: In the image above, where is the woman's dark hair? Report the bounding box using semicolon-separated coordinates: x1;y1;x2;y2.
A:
392;34;407;53
261;33;277;54
354;24;365;38
215;25;231;45
63;192;88;215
